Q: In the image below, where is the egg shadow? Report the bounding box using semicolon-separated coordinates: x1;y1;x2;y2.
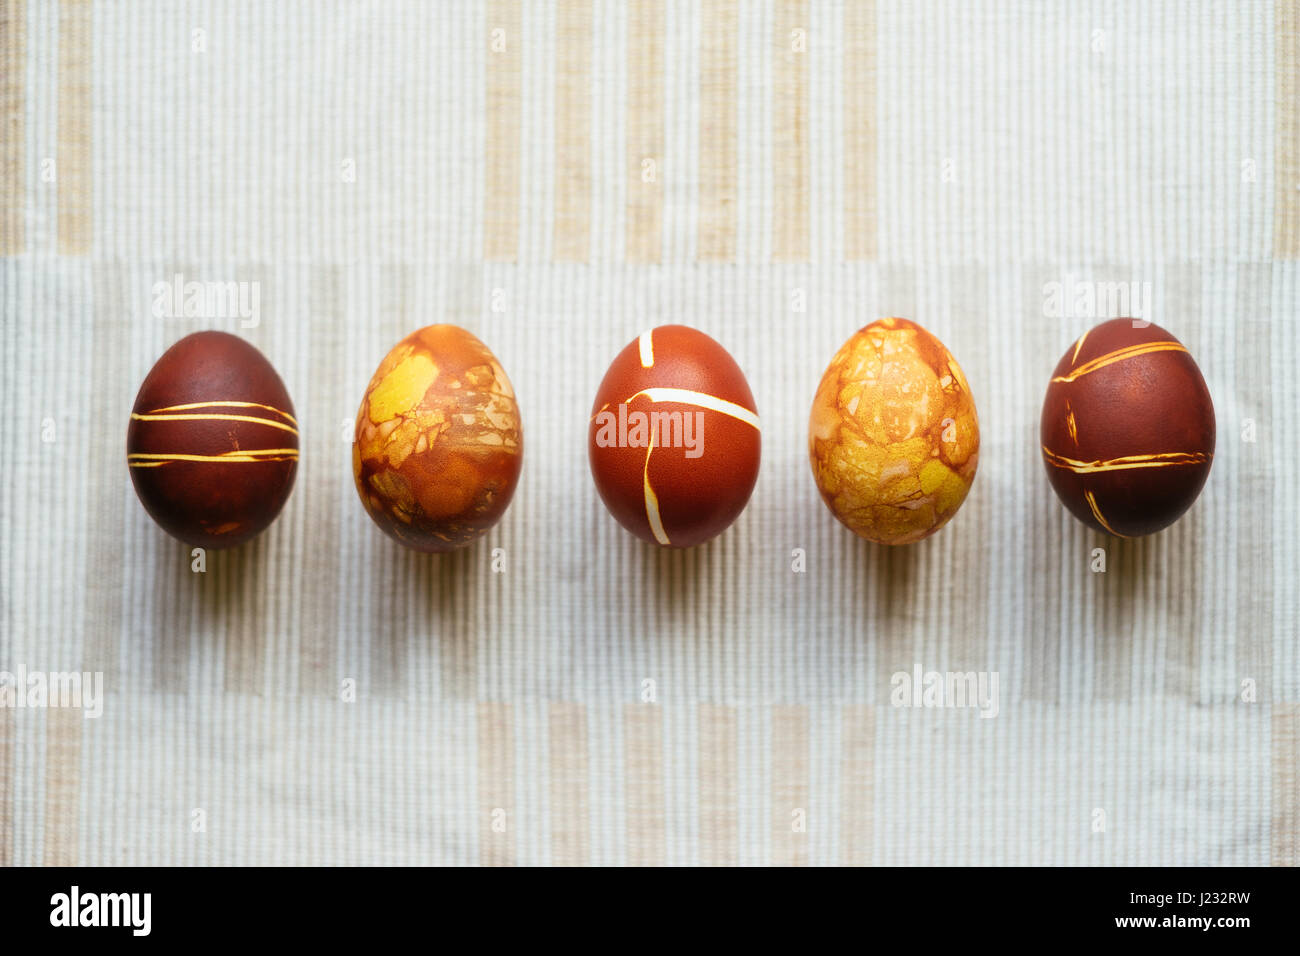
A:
1089;529;1156;697
189;531;271;691
147;532;201;689
363;541;443;699
418;542;483;701
191;534;265;611
858;534;928;675
1096;532;1153;601
647;537;712;611
641;530;732;698
867;537;927;619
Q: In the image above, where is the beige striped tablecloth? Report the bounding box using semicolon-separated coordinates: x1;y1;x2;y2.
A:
1;0;1297;866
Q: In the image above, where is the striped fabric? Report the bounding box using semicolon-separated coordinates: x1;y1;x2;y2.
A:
0;0;1296;866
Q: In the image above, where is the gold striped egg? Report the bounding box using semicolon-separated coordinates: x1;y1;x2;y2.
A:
126;331;298;548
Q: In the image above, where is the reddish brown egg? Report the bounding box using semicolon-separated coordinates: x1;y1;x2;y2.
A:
588;325;760;547
126;331;299;549
1040;318;1215;537
353;324;523;552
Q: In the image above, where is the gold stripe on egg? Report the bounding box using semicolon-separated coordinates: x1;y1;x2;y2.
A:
128;448;299;468
1052;341;1188;383
1042;446;1210;474
1070;329;1089;365
146;400;298;425
641;429;670;546
600;387;760;431
1083;490;1128;537
131;410;298;436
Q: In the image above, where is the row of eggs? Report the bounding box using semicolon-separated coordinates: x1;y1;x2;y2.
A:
126;318;1216;551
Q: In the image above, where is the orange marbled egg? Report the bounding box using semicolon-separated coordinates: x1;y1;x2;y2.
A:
809;317;979;545
353;325;523;552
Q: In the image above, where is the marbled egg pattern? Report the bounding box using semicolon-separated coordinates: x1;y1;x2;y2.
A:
809;317;979;545
353;324;522;552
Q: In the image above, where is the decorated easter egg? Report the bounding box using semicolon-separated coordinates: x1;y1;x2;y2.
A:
353;324;523;552
1040;318;1215;536
588;325;761;547
126;331;298;549
809;317;979;545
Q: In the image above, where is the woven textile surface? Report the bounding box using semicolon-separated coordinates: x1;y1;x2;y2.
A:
1;0;1298;866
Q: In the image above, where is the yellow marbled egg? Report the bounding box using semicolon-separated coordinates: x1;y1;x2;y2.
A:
809;318;979;545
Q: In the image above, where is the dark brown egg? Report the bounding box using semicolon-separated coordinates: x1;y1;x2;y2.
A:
588;325;761;547
126;331;299;549
1040;318;1215;537
353;324;523;552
